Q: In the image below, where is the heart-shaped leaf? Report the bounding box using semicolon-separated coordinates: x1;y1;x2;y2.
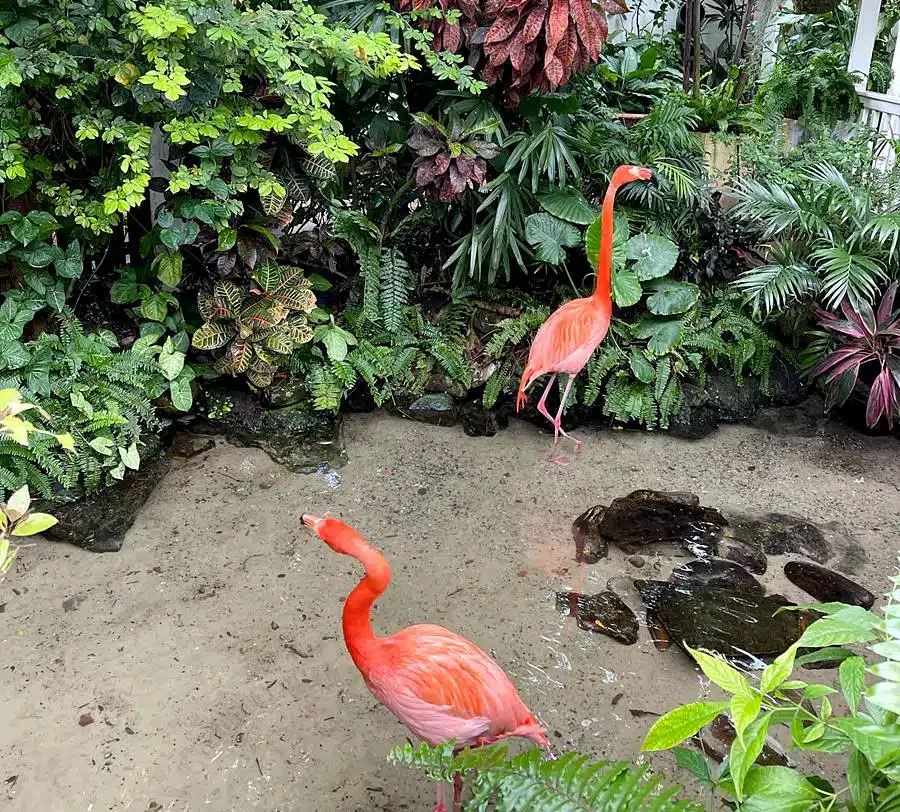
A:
646;279;700;315
525;213;580;265
626;233;680;280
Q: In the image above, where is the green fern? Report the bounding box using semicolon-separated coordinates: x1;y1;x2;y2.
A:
389;741;700;811
379;247;414;334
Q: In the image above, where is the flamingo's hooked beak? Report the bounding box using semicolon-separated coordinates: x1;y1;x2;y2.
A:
648;172;658;188
301;514;322;531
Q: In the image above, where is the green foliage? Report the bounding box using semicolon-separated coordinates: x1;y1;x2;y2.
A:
0;319;159;496
193;264;316;388
1;0;418;235
0;484;57;576
731;162;900;314
389;740;700;811
644;564;900;811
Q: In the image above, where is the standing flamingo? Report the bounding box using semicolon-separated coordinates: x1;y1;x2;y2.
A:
516;165;656;456
300;514;549;812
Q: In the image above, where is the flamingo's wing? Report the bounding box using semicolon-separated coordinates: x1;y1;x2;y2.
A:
525;299;610;380
364;625;522;746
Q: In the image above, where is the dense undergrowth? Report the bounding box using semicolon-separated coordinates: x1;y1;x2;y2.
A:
1;0;898;498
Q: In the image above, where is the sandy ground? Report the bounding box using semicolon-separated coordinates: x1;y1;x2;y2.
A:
1;409;899;812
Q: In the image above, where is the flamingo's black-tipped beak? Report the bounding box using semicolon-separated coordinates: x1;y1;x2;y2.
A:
648;173;659;188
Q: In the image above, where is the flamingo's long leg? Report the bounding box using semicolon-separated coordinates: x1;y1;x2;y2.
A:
554;375;582;452
535;374;558;438
434;782;448;812
452;772;464;812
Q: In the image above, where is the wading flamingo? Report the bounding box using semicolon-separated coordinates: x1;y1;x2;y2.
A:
301;514;549;812
516;165;656;457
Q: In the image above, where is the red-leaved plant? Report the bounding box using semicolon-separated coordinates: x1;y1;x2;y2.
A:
810;281;900;429
400;0;628;106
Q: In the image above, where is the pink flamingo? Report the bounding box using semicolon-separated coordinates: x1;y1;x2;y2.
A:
516;165;656;457
301;514;549;811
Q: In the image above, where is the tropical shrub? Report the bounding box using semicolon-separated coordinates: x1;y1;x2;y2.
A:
390;739;700;811
803;281;900;430
731;163;900;314
642;566;900;811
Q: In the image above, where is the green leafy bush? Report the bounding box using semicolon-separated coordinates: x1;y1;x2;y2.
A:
643;567;900;810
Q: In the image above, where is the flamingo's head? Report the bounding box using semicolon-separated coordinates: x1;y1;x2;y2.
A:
301;513;356;555
613;164;657;188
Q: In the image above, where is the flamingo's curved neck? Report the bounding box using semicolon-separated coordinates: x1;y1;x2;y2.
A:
593;179;623;303
340;530;391;670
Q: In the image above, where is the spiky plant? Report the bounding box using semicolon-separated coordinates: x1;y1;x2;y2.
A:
192;261;316;388
803;281;900;429
389;740;700;811
408;113;500;202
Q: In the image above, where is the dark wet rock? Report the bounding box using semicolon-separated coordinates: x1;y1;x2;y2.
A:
260;377;306;408
62;595;85;612
646;610;671;651
766;357;806;407
628;555;646;568
726;513;831;563
192;386;346;474
697;714;791;767
405;393;457;427
784;561;875;609
628;709;661;719
595;490;727;558
573;505;607;563
167;432;215;459
423;374;468;399
635;579;814;667
670;559;764;593
343;382;377;413
38;441;171;553
718;536;768;575
669;383;719;439
458;398;508;437
556;591;639;645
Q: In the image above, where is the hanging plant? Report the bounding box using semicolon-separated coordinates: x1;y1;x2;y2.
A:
400;0;628;105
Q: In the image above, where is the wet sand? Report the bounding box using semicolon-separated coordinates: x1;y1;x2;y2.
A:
1;411;898;811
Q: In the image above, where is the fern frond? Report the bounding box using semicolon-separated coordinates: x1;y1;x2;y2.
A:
379;248;414;334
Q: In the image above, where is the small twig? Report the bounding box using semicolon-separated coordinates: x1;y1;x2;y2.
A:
471;299;522;317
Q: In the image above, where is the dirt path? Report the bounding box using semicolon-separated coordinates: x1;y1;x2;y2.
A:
2;411;898;811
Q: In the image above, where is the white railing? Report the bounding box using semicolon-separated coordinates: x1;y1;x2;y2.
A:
858;90;900;170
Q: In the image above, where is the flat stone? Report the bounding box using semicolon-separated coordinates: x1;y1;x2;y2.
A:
784;561;875;609
406;393;457;427
556;591;639;645
670;559;764;593
572;504;607;563
167;433;215;459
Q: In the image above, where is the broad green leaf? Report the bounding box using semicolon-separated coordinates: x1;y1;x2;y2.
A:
110;276;141;304
536;188;598;225
192;321;231;350
797;605;883;648
160;227;182;253
869;660;900;682
688;645;751;696
109;460;126;481
612;270;642;306
169;374;193;412
626;233;679;280
252;258;283;292
840;656;866;714
55;433;75;452
867;681;900;714
6;485;30;517
836;718;900;767
871;640;900;661
153;251;183;287
45;282;66;313
629;347;654;383
847;747;871;810
637;317;683;354
54;240;83;278
141;293;169;322
730;714;772;800
641;700;729;751
159;347;185;381
761;643;798;694
88;437;115;456
731;692;762;741
120;442;140;471
801;684;837;700
12;512;57;536
524;213;580;265
738;766;821;811
795;646;854;667
672;746;712;786
218;227;237;251
320;328;348;363
646;279;701;316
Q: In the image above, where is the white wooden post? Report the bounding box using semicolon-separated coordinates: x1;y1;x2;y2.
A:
848;0;883;91
888;21;900;96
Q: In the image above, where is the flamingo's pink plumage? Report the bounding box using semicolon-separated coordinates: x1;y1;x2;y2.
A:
516;164;656;457
301;514;548;812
